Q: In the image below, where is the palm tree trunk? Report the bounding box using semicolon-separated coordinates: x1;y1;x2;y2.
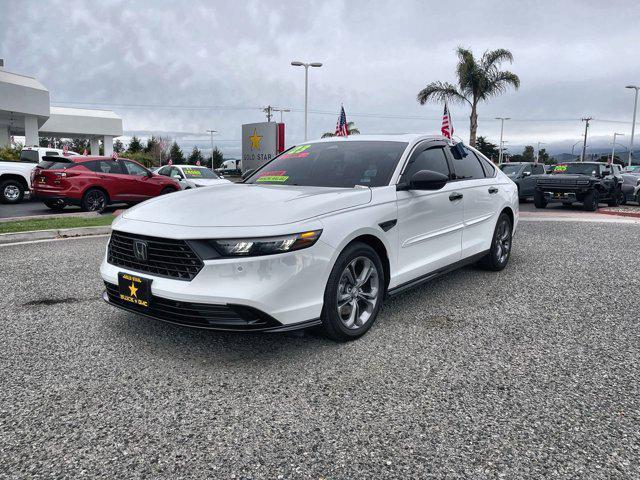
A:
469;103;478;147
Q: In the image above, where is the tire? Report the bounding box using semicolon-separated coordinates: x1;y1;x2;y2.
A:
160;187;176;195
478;212;513;272
607;189;622;207
81;188;108;212
533;190;547;209
319;242;385;342
44;200;65;211
0;179;25;204
583;190;599;211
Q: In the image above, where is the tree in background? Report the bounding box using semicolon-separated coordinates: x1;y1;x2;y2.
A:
168;141;185;164
0;142;23;161
521;146;535;162
39;137;58;148
113;139;125;153
127;136;143;153
475;136;499;161
70;138;90;153
417;47;520;146
537;148;551;164
207;147;224;169
188;146;204;165
322;122;360;138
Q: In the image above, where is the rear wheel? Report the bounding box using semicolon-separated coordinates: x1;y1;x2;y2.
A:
320;242;385;342
81;188;108;212
0;179;25;204
583;190;599;211
534;190;547;209
44;200;65;211
478;213;513;271
607;189;622;207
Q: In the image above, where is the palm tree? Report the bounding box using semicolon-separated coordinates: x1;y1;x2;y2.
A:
417;47;520;147
321;122;360;138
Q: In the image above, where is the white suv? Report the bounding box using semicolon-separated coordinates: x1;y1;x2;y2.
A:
0;147;79;204
101;135;518;341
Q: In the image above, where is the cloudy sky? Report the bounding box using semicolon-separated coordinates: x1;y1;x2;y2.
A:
2;0;640;157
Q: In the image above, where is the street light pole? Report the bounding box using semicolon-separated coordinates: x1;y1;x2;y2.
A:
206;129;217;169
291;61;323;141
495;117;510;164
611;132;624;164
626;85;639;166
273;108;291;123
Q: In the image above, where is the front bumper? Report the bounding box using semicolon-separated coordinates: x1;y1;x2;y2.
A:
100;239;335;328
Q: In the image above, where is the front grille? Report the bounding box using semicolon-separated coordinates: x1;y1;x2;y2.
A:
537;178;578;187
104;283;280;330
107;231;204;281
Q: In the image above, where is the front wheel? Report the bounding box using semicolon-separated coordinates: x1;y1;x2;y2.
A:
0;179;25;204
478;213;513;271
534;191;547;209
583;190;599;211
607;189;622;207
320;242;385;342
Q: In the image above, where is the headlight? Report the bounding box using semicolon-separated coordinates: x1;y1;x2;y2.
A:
189;230;322;259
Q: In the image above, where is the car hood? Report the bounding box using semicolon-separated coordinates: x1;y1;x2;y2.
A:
189;178;231;187
122;183;372;227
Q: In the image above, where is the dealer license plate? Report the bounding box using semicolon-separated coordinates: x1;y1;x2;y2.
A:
118;272;151;308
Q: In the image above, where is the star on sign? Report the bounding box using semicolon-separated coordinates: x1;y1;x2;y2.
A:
128;282;138;298
249;129;262;150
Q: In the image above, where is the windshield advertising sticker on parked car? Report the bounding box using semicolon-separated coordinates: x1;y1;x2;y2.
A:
554;164;568;172
281;145;311;159
183;168;202;176
256;170;289;183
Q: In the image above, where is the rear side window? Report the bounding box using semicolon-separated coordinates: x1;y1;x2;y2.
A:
401;146;450;182
84;160;125;174
123;161;148;176
532;164;545;174
451;148;485;180
19;150;39;163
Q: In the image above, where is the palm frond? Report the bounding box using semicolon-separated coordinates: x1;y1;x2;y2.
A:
481;48;514;71
321;132;335;138
481;70;521;99
416;81;470;106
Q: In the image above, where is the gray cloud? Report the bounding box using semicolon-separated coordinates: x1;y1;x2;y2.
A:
2;0;640;155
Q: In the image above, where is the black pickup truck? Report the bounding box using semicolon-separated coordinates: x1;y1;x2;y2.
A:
534;162;624;211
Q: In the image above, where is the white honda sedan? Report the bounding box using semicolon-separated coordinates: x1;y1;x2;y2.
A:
101;135;518;341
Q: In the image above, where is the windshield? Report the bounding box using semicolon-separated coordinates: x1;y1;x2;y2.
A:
499;164;522;175
19;150;39;163
246;141;408;188
181;167;219;179
551;163;599;175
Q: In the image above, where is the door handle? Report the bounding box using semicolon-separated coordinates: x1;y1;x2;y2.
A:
449;192;463;201
488;187;499;194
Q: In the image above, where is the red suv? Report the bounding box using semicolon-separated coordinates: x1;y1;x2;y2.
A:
32;156;180;212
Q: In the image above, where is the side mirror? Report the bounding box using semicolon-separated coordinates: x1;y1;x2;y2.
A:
399;170;449;191
522;171;531;177
241;169;255;180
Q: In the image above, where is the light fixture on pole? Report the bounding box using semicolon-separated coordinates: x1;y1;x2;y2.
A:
273;108;291;123
291;61;323;141
571;139;583;157
206;129;217;169
495;117;510;164
610;132;625;164
626;85;639;166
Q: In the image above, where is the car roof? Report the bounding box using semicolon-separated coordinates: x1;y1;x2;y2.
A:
304;133;447;145
172;164;208;168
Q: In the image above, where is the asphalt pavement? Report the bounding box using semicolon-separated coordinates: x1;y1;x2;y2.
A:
1;222;639;479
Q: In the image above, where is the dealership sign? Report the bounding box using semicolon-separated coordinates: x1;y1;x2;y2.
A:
241;122;285;172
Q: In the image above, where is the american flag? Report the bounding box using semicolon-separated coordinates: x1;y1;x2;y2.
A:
335;105;349;137
441;102;454;139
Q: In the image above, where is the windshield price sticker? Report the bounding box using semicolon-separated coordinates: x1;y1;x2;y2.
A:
183;168;202;176
554;165;567;172
256;170;289;183
281;145;311;159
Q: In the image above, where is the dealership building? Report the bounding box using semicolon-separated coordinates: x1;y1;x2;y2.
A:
0;66;122;155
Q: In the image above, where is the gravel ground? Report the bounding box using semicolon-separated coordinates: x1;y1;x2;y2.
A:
0;222;639;479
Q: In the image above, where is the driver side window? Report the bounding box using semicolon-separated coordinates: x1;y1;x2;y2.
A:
401;146;450;184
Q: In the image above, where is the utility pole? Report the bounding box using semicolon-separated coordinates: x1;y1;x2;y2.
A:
580;117;592;162
626;85;639;166
263;105;274;122
495;117;510;164
206;129;217;169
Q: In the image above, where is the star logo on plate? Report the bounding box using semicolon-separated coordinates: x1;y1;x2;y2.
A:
128;282;138;298
249;129;262;150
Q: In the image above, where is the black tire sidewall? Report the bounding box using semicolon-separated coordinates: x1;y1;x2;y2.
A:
82;189;107;212
321;242;385;341
0;180;24;204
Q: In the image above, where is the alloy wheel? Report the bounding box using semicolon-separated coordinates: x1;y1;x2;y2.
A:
4;184;20;202
336;256;380;330
494;219;512;264
86;191;106;211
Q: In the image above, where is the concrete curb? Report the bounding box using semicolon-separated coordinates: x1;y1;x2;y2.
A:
0;211;101;223
0;226;111;245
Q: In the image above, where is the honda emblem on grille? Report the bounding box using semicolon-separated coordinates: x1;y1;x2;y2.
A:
133;240;148;261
